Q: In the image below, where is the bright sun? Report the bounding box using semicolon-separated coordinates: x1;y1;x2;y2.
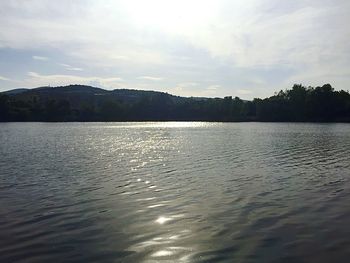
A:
122;0;216;31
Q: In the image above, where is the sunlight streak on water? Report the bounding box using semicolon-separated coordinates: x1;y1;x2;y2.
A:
106;121;213;129
155;216;172;225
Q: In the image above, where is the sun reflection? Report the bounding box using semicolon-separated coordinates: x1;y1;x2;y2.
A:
107;122;212;128
155;216;172;224
148;204;165;209
152;250;174;257
169;235;179;240
127;230;194;261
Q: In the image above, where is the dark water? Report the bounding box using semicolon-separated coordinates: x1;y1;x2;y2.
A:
1;122;350;263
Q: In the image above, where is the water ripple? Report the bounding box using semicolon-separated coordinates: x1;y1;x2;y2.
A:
1;122;350;262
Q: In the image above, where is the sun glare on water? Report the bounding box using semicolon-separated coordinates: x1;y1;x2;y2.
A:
155;216;172;224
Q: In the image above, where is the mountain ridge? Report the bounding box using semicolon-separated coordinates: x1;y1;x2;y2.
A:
2;84;191;98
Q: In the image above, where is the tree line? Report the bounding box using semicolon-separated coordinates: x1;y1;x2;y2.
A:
0;84;349;122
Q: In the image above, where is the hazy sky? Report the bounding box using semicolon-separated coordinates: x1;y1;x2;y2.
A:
0;0;349;99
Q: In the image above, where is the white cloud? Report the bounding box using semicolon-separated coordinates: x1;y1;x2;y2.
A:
207;85;220;90
179;82;198;87
0;75;10;81
137;76;163;81
32;55;48;61
174;2;349;69
237;89;253;95
27;71;40;78
173;82;220;97
59;63;83;71
24;71;123;89
1;1;349;70
67;67;83;71
0;0;350;97
175;82;198;91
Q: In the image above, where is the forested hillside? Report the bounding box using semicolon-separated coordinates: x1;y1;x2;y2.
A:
1;84;349;122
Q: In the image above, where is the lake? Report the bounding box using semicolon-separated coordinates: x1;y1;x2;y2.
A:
0;122;350;262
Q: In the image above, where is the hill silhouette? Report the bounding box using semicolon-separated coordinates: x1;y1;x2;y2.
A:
1;84;350;122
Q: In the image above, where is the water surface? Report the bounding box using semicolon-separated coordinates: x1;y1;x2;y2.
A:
1;122;350;262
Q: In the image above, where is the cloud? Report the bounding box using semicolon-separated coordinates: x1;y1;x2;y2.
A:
1;1;349;70
32;55;48;61
179;82;198;87
0;1;170;67
24;71;123;89
175;2;348;69
137;76;163;81
0;75;10;81
0;1;350;98
175;82;198;91
67;67;83;71
237;89;253;95
59;63;83;71
207;85;220;90
27;71;40;78
173;82;221;97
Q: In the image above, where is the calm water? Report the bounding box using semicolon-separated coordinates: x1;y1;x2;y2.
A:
1;122;350;263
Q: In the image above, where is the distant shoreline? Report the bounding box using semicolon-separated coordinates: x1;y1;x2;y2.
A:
1;84;350;123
